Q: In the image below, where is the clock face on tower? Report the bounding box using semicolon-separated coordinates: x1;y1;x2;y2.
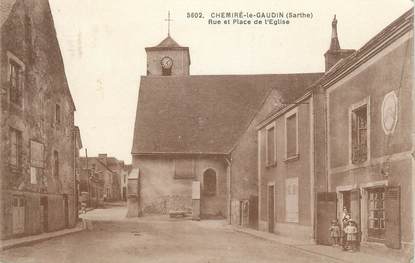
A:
160;56;173;69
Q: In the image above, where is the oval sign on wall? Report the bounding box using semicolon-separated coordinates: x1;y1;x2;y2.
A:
381;91;398;135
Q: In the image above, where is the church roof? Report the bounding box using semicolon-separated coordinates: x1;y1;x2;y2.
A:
157;35;181;48
132;73;322;155
145;35;189;52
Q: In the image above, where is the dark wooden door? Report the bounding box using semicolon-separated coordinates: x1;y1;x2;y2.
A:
40;197;48;232
385;186;400;249
316;192;337;245
249;195;259;229
63;194;69;228
268;185;275;233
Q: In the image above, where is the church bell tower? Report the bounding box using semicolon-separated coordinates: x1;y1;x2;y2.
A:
145;12;191;76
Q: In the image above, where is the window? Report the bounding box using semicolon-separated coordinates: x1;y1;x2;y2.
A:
351;105;368;164
368;188;385;239
286;111;298;159
266;125;276;166
9;61;23;106
174;159;194;179
203;169;216;196
53;150;59;177
9;128;22;170
7;52;25;107
30;140;45;184
55;104;61;125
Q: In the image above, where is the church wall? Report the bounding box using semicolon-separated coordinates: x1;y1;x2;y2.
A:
146;49;190;76
133;155;227;217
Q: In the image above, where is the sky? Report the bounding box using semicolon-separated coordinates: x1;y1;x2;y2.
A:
48;0;413;163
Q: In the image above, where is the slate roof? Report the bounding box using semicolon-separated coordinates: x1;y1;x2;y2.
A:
132;73;322;155
157;36;181;48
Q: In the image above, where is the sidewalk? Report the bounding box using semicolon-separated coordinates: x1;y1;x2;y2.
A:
231;226;412;263
0;224;85;251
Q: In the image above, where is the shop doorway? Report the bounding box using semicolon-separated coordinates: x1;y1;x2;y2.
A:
339;189;360;227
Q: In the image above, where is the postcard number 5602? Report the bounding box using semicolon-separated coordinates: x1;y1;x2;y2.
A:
187;12;204;19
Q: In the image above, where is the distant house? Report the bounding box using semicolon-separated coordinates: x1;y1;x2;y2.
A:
80;154;124;204
121;164;132;201
0;0;79;239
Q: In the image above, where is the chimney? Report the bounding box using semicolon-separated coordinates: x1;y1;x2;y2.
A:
324;15;355;72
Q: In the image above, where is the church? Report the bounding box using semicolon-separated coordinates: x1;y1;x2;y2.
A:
130;22;322;218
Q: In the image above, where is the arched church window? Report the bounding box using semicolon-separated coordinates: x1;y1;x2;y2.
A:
203;169;216;196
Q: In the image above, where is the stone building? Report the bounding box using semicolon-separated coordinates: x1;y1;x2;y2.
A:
73;126;82;217
0;0;79;239
78;164;104;209
80;154;123;203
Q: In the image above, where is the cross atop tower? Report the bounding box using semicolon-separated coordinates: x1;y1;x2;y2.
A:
165;11;173;37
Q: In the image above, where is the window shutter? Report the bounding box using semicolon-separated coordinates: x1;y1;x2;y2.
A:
385;186;401;249
351;112;357;163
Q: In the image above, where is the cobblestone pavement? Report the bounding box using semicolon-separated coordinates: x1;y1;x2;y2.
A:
0;205;340;263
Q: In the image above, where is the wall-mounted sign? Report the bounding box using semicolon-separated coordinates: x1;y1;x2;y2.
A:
381;91;398;135
192;181;200;200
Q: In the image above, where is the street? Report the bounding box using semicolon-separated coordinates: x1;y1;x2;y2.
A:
0;204;338;263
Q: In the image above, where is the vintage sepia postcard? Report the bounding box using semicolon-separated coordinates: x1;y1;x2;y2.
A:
0;0;413;262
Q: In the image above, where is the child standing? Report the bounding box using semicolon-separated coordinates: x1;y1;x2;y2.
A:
341;213;351;250
329;219;341;246
344;220;358;252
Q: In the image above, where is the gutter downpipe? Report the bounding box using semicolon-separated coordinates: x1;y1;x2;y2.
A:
225;156;232;225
